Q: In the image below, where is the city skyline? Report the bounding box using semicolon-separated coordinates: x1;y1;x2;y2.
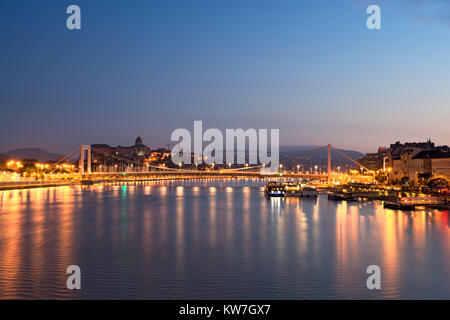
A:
1;0;450;154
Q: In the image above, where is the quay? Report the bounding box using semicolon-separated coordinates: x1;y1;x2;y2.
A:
327;187;450;211
0;181;74;191
0;176;202;191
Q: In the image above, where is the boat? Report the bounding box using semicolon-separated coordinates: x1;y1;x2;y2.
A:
264;182;285;197
383;201;415;211
264;182;318;198
81;180;95;186
327;191;356;201
384;196;445;211
302;186;318;198
283;182;302;197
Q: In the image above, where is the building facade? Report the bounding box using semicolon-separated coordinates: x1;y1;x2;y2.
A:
358;147;388;171
431;155;450;178
91;137;152;167
387;141;450;181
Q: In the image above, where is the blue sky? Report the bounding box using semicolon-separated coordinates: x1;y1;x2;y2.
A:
1;0;449;153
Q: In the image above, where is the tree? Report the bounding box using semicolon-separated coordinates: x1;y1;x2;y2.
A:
19;162;37;176
390;178;399;186
428;177;449;190
417;172;431;186
399;176;410;186
375;172;387;184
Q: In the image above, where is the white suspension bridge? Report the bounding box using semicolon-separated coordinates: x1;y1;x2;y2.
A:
43;144;374;183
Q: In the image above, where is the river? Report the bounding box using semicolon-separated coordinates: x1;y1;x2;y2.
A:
0;178;449;299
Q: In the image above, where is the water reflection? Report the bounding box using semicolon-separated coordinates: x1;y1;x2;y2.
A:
0;180;449;299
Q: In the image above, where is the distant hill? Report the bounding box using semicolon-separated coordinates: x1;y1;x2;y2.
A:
279;146;365;170
0;153;8;164
221;146;365;170
280;146;364;160
4;148;62;162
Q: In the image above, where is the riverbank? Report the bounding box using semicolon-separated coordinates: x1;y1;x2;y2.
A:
0;181;75;191
0;177;198;191
326;190;450;210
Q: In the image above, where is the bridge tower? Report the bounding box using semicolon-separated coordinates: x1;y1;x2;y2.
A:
80;145;92;175
327;144;332;180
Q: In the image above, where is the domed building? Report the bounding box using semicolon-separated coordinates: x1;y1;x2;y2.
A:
91;137;151;167
134;136;149;157
135;136;144;147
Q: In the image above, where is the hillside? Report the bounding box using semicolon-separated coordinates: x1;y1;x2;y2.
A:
4;148;62;162
279;146;365;170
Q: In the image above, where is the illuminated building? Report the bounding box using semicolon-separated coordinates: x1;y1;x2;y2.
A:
91;137;152;166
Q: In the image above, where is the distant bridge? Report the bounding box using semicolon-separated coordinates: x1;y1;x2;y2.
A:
46;144;374;183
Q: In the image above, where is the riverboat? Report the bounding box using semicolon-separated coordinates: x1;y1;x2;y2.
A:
264;182;285;197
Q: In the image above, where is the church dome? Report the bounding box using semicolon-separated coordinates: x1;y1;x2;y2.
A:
135;136;143;146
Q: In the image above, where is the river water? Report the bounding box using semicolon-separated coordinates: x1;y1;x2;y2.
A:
0;178;449;299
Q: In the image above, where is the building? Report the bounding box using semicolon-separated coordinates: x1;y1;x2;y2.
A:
387;140;450;181
431;152;450;178
358;147;388;171
148;148;171;162
388;140;433;180
391;147;425;180
91;137;152;167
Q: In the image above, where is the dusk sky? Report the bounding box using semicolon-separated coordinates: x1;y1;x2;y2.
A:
1;0;450;154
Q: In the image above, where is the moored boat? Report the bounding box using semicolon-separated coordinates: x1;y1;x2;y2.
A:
283;182;302;197
302;186;318;198
383;201;415;211
384;196;445;211
81;180;95;186
264;182;285;197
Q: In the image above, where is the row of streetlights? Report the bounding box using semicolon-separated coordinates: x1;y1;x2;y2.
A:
278;164;343;174
178;163;250;170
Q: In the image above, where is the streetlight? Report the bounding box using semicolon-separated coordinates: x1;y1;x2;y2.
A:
297;164;300;173
314;165;318;173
